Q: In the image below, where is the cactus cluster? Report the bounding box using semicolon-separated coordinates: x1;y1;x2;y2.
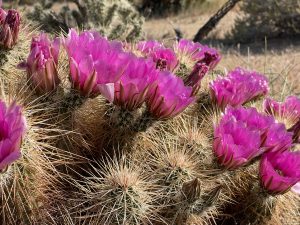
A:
0;4;300;225
27;0;143;41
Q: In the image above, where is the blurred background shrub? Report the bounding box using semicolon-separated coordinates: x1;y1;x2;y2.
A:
132;0;199;17
228;0;300;42
26;0;143;41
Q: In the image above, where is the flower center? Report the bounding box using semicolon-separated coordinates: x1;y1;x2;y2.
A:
156;59;167;71
275;169;284;176
200;52;217;67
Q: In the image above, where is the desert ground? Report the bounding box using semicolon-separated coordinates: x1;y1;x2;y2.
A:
144;1;300;97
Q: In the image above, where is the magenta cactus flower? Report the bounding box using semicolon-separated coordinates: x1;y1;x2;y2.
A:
210;77;243;109
174;39;202;60
262;123;293;152
262;123;293;153
184;62;209;96
147;72;194;119
0;100;26;171
136;40;162;55
150;48;178;72
224;106;274;134
220;106;292;153
114;58;158;111
64;29;131;100
214;107;264;169
228;67;269;90
260;151;300;195
198;46;221;70
136;40;178;72
174;39;220;70
210;67;269;109
0;9;20;49
264;96;300;127
19;33;60;94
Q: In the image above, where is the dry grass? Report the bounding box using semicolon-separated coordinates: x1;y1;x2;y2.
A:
144;3;300;96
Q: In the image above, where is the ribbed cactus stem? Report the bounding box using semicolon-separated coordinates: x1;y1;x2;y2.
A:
108;105;136;130
181;178;202;203
175;178;201;224
242;184;277;224
111;185;142;223
61;89;87;112
173;178;201;225
133;110;155;132
199;185;222;212
175;179;221;224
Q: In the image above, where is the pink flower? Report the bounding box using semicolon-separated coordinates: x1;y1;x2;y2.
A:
19;33;60;94
136;40;162;55
136;41;178;72
195;45;221;70
224;106;274;134
228;68;269;91
147;72;194;119
174;39;221;69
263;96;300;126
262;123;293;153
210;67;269;109
174;39;202;61
150;48;178;72
214;107;264;169
220;106;292;154
64;29;131;100
260;151;300;195
0;100;26;171
114;58;158;111
0;9;20;49
184;62;209;96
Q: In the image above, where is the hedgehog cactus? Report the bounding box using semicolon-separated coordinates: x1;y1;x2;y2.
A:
0;5;299;224
73;157;157;224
